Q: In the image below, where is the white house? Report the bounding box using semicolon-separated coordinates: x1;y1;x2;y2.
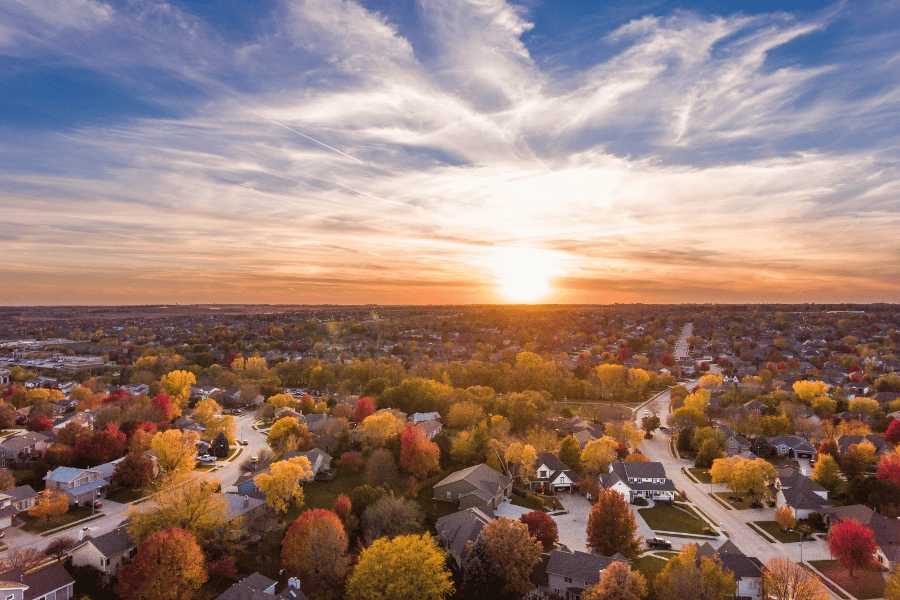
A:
599;461;677;503
529;452;581;493
774;467;831;520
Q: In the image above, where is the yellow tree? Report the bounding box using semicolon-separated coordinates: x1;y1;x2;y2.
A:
849;397;880;416
254;456;314;514
595;364;628;400
267;393;296;409
684;389;711;413
159;370;196;417
28;491;69;521
193;398;221;425
205;415;236;444
245;356;269;378
151;429;199;474
267;417;312;457
582;437;619;475
127;476;230;547
606;421;645;450
793;381;829;402
710;456;741;496
505;443;538;485
775;506;797;532
697;373;724;389
346;534;453;600
358;412;405;450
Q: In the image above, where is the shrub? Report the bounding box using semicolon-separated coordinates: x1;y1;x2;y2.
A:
631;496;648;506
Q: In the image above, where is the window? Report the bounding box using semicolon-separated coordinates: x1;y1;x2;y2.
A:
7;594;15;600
446;491;451;498
564;576;572;583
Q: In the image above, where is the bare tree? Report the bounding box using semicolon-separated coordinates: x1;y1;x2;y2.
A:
764;557;830;600
45;536;77;561
0;548;47;572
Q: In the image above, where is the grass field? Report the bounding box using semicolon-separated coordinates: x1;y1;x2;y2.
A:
809;560;886;600
713;491;754;510
688;468;712;484
633;555;669;579
638;503;711;535
753;521;802;543
21;506;94;533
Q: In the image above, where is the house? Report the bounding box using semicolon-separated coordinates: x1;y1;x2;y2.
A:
0;485;38;528
215;573;307;600
537;548;621;600
409;412;441;424
300;413;330;433
743;399;766;413
766;435;817;460
44;467;108;506
70;525;135;576
0;369;9;386
419;419;443;440
697;541;764;600
0;432;49;467
774;467;831;519
716;424;750;457
435;506;495;568
530;452;581;493
284;448;333;480
560;418;602;448
599;461;677;503
836;434;892;456
433;463;512;510
223;494;267;526
823;504;900;572
0;562;75;600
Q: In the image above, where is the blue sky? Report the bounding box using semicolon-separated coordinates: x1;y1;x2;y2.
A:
0;0;898;304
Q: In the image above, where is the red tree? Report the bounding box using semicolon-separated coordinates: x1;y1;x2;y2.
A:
333;494;352;523
152;394;175;422
615;442;629;460
586;489;642;558
877;453;900;487
818;438;840;459
660;353;675;368
353;397;375;424
828;519;879;577
399;423;440;480
337;451;363;472
26;413;53;432
207;555;238;581
281;509;348;596
75;423;127;466
116;528;207;600
520;510;559;551
112;452;156;489
299;394;315;413
885;420;900;446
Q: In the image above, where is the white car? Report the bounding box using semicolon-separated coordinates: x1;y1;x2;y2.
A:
197;455;217;464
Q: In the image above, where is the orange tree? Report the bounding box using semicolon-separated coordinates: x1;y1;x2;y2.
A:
586;489;642;558
116;527;207;600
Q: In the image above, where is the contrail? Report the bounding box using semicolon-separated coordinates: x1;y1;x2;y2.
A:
251;110;364;164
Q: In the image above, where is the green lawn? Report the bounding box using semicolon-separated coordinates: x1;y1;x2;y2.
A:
194;464;215;472
809;560;886;600
510;493;545;512
633;555;669;579
753;521;803;543
688;468;712;484
713;492;754;510
638;503;712;535
21;506;94;533
106;487;147;504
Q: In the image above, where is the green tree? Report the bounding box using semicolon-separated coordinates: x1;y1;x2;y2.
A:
559;435;584;475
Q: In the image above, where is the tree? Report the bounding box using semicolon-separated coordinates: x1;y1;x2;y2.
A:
447;402;485;429
559;435;583;475
669;407;707;432
842;442;877;480
886;569;900;600
254;456;314;514
0;548;47;573
0;468;16;491
625;452;650;462
606;421;645;450
460;536;502;600
361;495;423;544
208;555;238;581
26;413;53;432
282;509;349;598
764;557;830;600
520;510;558;551
128;477;230;547
811;397;837;417
710;456;776;501
400;424;440;480
151;429;199;474
586;489;641;558
878;452;900;487
0;403;17;429
885;420;900;446
349;484;388;517
583;561;647;600
828;519;879;577
333;494;352;522
74;422;128;467
353;396;375;424
818;438;840;460
365;448;398;486
210;431;229;458
159;370;196;417
346;534;454;600
793;380;829;401
116;528;207;600
582;437;618;475
775;506;797;532
205;415;236;445
655;544;736;600
193;399;222;425
849;397;880;416
695;438;725;470
267;393;296;409
337;451;363;472
112;452;156;489
358;412;405;450
44;536;76;561
481;517;543;595
29;490;69;521
641;415;660;437
268;417;312;457
505;442;538;484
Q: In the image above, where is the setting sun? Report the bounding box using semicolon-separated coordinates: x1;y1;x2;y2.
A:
490;247;565;303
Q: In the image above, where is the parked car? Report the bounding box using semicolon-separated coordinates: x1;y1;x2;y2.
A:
197;455;217;464
646;538;672;549
82;500;102;509
240;440;249;446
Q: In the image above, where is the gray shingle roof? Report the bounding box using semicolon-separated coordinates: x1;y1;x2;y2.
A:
435;506;495;562
545;549;618;586
81;526;134;558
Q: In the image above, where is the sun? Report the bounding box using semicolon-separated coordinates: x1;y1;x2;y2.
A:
489;247;564;304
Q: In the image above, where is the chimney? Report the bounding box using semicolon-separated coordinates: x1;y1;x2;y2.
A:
288;578;301;590
80;526;91;541
243;495;249;507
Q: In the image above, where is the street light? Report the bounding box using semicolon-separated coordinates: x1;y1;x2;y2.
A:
791;528;805;563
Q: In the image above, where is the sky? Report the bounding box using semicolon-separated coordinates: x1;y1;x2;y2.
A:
1;0;899;305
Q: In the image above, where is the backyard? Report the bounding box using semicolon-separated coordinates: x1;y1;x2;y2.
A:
638;502;712;535
809;560;886;600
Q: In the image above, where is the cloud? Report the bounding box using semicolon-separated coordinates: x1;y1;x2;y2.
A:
0;0;899;304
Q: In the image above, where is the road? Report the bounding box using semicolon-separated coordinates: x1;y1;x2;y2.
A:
3;412;268;554
674;323;692;360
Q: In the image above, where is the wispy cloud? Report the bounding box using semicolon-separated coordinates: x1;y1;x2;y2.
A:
0;0;899;304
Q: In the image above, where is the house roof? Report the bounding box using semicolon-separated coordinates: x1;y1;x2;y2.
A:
780;478;831;511
5;485;37;502
836;435;891;455
0;563;74;600
75;526;134;559
823;505;900;548
618;461;667;480
420;420;443;436
435;506;495;560
216;573;310;600
534;452;582;485
223;494;266;521
434;464;511;499
545;549;617;585
767;436;816;453
65;477;109;497
45;467;92;484
0;432;47;451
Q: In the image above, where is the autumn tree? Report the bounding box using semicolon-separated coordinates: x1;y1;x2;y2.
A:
559;435;584;475
828;519;879;577
26;413;53;432
842;442;877;480
625;452;650;462
606;421;645;450
655;544;736;600
520;510;558;551
267;416;313;457
586;489;641;558
159;370;196;417
151;429;199;474
582;561;647;600
885;420;900;446
346;534;453;600
460;536;502;599
775;506;797;532
505;442;538;484
878;452;900;487
399;423;440;480
29;490;69;521
358;412;405;450
44;536;77;561
0;548;47;573
337;451;363;472
128;476;231;548
641;415;661;437
116;528;207;600
112;452;156;490
0;468;16;491
353;397;375;424
361;495;423;544
764;557;830;600
282;509;349;598
481;517;543;596
267;393;296;409
793;380;829;401
193;398;222;424
447;401;485;429
811;454;844;494
365;448;398;486
254;456;314;514
582;437;619;475
695;438;725;470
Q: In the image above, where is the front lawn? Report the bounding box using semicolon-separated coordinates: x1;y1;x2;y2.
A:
688;468;712;484
638;503;711;535
809;560;886;600
21;506;94;533
510;493;545;512
106;487;147;504
633;555;668;579
753;521;803;543
713;492;754;510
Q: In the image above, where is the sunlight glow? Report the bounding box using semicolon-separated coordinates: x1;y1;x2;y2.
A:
490;247;566;304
